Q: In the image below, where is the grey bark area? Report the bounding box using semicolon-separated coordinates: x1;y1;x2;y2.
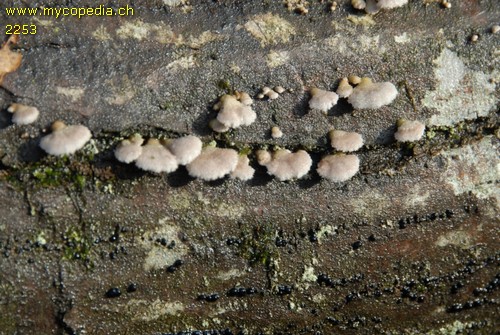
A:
0;0;499;334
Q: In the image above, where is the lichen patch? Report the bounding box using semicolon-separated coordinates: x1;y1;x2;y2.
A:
55;86;85;102
116;20;182;44
244;13;296;47
266;50;290;68
140;219;188;271
126;299;184;321
440;136;499;206
423;48;498;126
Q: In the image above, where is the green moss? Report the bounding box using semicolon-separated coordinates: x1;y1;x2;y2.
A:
62;226;93;267
238;223;277;268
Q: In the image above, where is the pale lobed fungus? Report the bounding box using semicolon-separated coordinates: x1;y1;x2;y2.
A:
209;118;230;133
271;126;283;139
348;75;362;85
336;77;354;98
492;25;500;34
234;91;253;106
364;0;408;13
329;130;364;152
309;87;339;113
114;134;144;163
215;94;257;129
256;149;272;166
394;119;425;142
261;149;312;181
166;135;202;165
39;120;91;156
230;155;255;181
7;103;39;125
135;138;178;173
186;147;238;181
351;0;366;10
347;77;398;110
274;86;286;94
317;154;360;182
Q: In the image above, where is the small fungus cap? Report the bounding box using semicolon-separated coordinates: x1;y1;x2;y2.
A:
230;155;255;181
39;121;91;156
271;126;283;139
186;147;238;181
235;91;253;106
317;154;360;182
114;134;144;164
309;87;339;113
216;94;257;128
336;78;353;98
7;103;39;125
394;119;425;142
135;138;178;173
266;149;312;181
329;130;364;152
209;119;230;133
167;135;203;165
256;150;272;166
347;77;398;110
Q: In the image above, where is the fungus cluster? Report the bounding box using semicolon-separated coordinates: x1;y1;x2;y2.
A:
114;134;204;173
186;146;239;181
352;0;408;13
394;119;425;142
257;149;312;181
210;93;256;133
308;87;339;113
7;103;39;125
347;77;398;110
257;86;286;100
40;121;92;156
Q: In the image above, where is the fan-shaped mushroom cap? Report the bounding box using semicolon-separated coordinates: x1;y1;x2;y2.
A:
329;130;364;152
256;150;272;166
7;103;39;125
230;155;255;181
114;134;144;163
336;78;353;98
186;147;239;181
317;154;360;182
39;121;91;156
209;119;230;133
394;119;425;142
216;94;256;128
265;149;312;181
135;138;178;173
235;91;253;106
167;135;202;165
271;126;283;139
347;78;398;110
309;87;339;113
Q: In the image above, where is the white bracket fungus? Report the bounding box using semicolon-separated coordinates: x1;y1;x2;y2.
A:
336;78;354;99
394;119;425;142
271;126;283;139
317;154;360;182
135;138;178;173
214;94;257;130
261;149;312;181
347;77;398;110
364;0;408;13
166;135;202;165
230;155;255;181
7;103;39;125
114;134;144;163
39;121;91;156
309;87;339;113
329;130;364;152
186;147;238;181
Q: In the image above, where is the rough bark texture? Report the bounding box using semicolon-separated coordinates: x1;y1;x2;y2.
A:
0;1;499;334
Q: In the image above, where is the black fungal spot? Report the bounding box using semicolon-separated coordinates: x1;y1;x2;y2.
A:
127;283;137;293
277;285;293;295
105;287;121;298
351;240;362;250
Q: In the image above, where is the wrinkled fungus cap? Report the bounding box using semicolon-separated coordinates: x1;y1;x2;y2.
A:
135;138;178;173
216;94;256;128
7;103;39;125
366;0;408;13
167;135;202;165
347;77;398;110
265;149;312;181
317;154;360;182
186;147;238;181
394;119;425;142
114;134;144;164
329;130;364;152
230;155;255;181
309;87;339;113
39;120;91;156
